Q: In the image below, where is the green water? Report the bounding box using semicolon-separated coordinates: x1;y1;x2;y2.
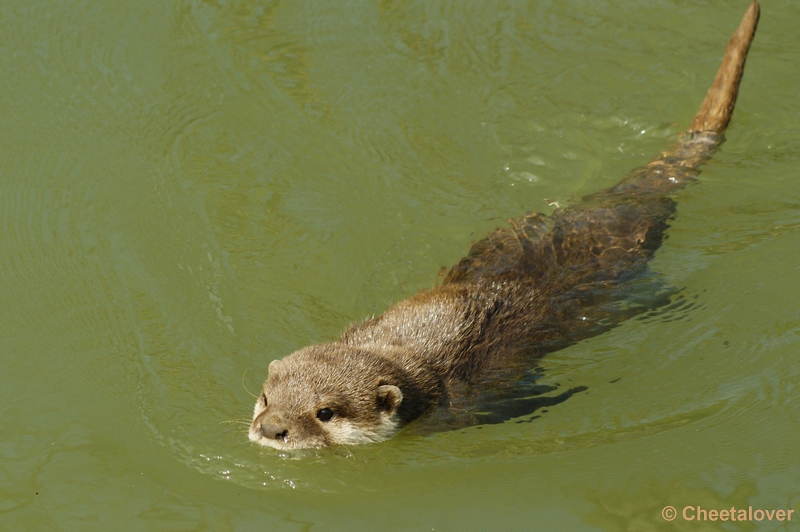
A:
2;1;799;530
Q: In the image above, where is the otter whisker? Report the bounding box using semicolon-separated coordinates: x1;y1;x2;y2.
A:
220;419;252;426
241;368;257;399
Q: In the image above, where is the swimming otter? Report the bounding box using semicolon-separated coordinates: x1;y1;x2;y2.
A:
249;2;760;450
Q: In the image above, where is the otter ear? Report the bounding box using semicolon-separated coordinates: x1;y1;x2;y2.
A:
376;384;403;415
268;359;279;373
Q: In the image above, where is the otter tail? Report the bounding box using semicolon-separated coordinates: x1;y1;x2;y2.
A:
688;0;760;134
603;1;759;198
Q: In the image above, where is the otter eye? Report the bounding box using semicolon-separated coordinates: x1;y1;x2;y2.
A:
316;408;334;422
261;393;268;407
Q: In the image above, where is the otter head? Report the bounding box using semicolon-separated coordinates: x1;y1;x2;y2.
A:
249;344;410;450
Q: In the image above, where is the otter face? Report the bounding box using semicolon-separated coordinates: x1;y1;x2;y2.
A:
248;344;404;450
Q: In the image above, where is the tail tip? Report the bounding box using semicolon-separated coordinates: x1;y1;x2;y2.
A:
687;1;759;134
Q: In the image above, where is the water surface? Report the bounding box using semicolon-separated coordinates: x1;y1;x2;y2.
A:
2;1;799;530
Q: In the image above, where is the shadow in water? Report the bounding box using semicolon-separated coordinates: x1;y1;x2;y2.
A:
405;365;588;435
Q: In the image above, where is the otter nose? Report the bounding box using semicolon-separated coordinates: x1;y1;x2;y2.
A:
259;423;289;443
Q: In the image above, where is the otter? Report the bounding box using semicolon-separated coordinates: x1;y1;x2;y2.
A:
249;2;760;450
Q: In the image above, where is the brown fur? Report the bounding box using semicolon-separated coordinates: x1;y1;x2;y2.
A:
249;2;759;450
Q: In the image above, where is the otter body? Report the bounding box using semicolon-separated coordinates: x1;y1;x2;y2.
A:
250;2;760;450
